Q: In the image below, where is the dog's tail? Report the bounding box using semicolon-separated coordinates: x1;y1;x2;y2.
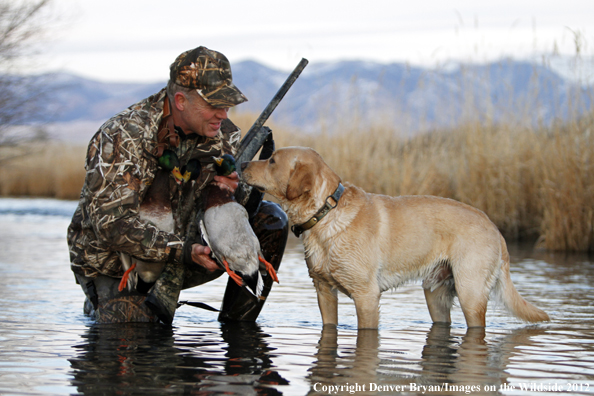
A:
496;235;550;323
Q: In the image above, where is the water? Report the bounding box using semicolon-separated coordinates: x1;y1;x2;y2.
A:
0;197;593;396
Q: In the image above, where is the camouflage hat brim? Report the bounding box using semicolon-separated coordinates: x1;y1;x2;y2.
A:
196;81;247;108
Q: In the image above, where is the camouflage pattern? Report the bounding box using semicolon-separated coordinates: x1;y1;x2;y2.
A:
144;260;185;325
77;273;160;323
170;46;247;108
67;88;244;280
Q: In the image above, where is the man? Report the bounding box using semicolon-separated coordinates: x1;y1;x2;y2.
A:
67;46;288;324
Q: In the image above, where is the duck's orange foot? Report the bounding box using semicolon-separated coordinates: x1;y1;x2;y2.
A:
259;256;279;283
223;260;243;287
118;263;137;292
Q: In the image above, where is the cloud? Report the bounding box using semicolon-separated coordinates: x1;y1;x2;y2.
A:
41;0;593;82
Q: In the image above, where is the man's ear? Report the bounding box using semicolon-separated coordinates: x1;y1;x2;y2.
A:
286;163;313;200
174;92;187;111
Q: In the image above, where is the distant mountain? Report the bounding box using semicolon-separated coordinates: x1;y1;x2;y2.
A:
14;59;594;141
42;73;164;122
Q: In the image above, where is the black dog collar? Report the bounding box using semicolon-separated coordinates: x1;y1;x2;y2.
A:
291;183;345;237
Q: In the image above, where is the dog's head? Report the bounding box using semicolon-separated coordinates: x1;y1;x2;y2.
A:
241;147;341;221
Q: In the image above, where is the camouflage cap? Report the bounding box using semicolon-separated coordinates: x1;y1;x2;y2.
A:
170;46;248;108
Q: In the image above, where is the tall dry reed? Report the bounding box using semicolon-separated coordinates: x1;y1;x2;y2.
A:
0;143;86;200
537;114;594;251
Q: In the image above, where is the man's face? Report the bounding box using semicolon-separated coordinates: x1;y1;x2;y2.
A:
178;92;229;138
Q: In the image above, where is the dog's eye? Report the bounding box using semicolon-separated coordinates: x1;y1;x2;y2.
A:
269;157;275;164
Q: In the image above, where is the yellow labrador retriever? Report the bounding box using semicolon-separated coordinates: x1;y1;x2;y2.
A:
241;147;549;328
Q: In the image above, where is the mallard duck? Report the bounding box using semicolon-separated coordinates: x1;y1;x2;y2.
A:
199;155;278;297
118;152;201;292
118;169;174;292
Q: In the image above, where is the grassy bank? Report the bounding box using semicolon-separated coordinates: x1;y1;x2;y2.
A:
1;111;593;252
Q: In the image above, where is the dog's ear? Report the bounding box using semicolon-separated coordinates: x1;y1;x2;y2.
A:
286;163;313;200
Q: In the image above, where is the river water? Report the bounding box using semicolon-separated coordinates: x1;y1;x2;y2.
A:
0;197;593;396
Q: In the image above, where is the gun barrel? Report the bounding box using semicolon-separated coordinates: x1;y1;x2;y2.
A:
236;58;308;166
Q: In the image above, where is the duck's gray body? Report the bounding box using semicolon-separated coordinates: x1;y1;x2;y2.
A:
202;201;264;296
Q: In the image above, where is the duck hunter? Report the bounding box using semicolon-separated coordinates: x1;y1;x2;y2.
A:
67;46;303;324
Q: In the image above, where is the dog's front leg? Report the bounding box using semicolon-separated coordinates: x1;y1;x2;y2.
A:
313;278;338;326
352;289;381;329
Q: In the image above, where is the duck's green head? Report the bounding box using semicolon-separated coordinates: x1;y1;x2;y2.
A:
213;154;236;176
181;159;201;183
158;149;180;171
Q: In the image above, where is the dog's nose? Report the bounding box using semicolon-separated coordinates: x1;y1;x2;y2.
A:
240;162;249;171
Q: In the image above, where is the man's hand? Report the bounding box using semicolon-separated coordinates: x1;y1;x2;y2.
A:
213;171;239;193
190;244;220;272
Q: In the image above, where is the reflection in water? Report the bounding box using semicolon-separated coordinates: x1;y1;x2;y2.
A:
308;327;392;395
69;322;288;395
420;325;500;393
307;325;555;395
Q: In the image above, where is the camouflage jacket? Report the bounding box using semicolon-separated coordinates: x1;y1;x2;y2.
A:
67;88;244;278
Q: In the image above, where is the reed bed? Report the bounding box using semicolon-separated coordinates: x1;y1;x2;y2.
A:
0;142;87;200
0;108;592;252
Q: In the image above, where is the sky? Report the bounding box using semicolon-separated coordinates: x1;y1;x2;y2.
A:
37;0;594;83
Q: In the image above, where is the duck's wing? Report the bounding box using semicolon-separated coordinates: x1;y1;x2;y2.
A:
202;204;264;297
199;219;225;268
203;204;261;270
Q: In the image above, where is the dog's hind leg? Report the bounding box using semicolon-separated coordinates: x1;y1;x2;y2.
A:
423;283;455;324
457;289;488;327
352;289;381;329
453;264;490;327
423;262;455;324
314;279;339;326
